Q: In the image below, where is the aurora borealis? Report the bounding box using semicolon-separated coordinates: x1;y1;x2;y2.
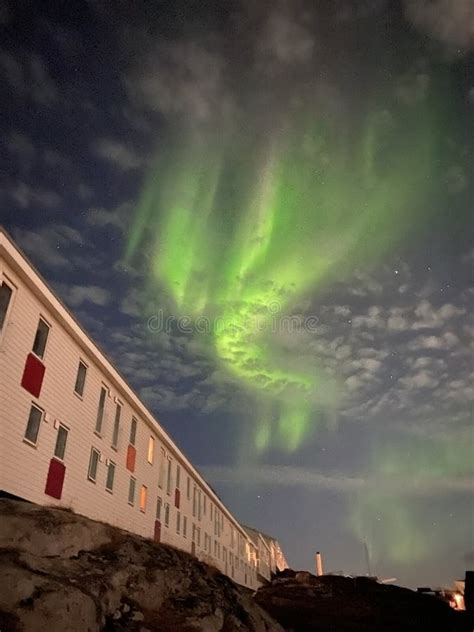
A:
1;0;472;588
126;96;440;452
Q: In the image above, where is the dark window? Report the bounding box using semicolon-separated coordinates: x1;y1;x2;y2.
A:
106;461;115;492
0;280;13;331
32;318;49;359
128;476;136;505
54;425;68;460
24;404;42;445
156;496;162;520
74;361;87;396
112;402;121;448
88;448;100;482
130;418;137;445
95;387;107;434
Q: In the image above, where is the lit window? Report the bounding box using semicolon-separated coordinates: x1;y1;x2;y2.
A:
105;461;115;492
74;360;87;396
128;477;136;505
112;402;121;449
95;387;107;435
130;418;137;445
156;496;162;520
147;436;155;464
32;318;49;359
164;502;170;527
176;511;181;534
54;424;68;460
88;448;100;482
0;279;13;332
140;485;148;512
24;404;42;445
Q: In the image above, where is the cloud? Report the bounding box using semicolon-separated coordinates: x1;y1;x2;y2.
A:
399;370;439;389
404;0;474;52
408;331;459;350
352;306;384;329
57;284;112;308
0;50;57;105
125;41;227;122
13;225;83;268
202;464;474;496
93;138;143;170
6;181;61;209
412;300;465;330
86;201;132;234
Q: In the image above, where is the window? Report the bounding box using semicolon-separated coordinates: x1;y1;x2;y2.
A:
210;504;213;521
0;279;13;332
176;511;181;534
105;461;115;492
128;477;136;505
156;496;162;520
176;465;181;489
203;495;207;516
166;458;172;494
183;516;187;538
158;448;165;488
24;404;42;445
130;418;137;445
74;360;87;396
164;502;170;527
192;524;196;543
198;490;202;521
140;485;148;512
147;436;155;464
186;476;190;499
192;486;197;517
95;387;107;435
32;318;49;359
88;448;100;482
54;424;68;460
197;527;201;547
112;402;121;449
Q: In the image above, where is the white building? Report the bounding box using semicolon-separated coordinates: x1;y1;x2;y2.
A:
0;227;280;590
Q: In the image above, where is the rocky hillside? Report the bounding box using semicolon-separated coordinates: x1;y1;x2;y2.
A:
1;499;470;632
0;499;282;632
255;569;471;632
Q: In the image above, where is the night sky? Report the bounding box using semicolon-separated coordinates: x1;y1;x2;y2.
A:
1;0;473;588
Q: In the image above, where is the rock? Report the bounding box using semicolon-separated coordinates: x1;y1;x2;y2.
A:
130;611;144;621
0;499;283;632
256;571;471;632
295;572;312;584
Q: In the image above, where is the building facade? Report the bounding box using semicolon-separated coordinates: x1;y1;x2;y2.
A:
0;229;285;590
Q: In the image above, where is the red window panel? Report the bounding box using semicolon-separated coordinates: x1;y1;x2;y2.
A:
21;353;46;398
126;444;136;472
174;488;180;509
154;520;161;543
44;458;66;499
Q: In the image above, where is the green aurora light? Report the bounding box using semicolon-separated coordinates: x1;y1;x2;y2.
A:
126;95;442;453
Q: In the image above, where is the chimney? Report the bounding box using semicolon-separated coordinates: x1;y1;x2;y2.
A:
315;551;324;576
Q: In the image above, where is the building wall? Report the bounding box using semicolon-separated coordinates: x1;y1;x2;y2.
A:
0;232;259;590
